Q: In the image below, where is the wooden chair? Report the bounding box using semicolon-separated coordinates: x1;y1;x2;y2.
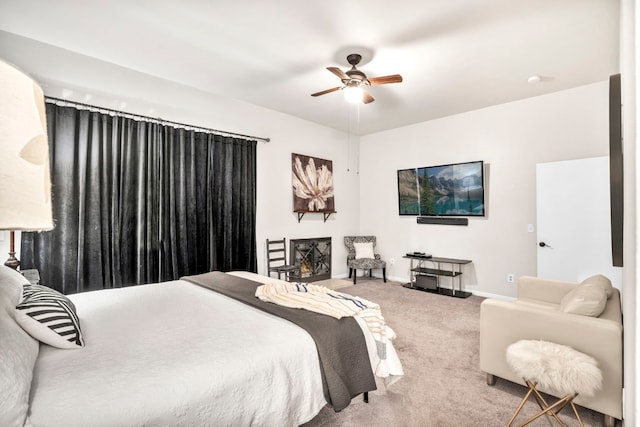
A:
266;238;300;281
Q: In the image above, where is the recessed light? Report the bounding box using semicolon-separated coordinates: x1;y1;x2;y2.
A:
527;75;541;84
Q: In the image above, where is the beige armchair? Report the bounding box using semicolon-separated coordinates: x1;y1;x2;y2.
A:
479;275;623;427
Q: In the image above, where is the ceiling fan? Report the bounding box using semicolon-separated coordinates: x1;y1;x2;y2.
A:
311;54;403;104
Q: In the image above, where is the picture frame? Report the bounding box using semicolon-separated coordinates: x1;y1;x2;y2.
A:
292;153;335;212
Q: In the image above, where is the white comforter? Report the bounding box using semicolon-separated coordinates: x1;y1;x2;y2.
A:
27;276;327;427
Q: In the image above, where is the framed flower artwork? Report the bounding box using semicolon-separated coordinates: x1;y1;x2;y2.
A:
291;153;334;212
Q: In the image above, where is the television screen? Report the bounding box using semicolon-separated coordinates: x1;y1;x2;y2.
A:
398;160;485;216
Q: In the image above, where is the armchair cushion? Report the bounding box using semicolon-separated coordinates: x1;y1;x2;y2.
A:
580;274;613;299
354;242;375;259
560;283;607;317
348;257;386;270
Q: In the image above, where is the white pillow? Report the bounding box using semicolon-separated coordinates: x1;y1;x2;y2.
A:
354;242;375;259
560;284;607;317
15;284;85;349
0;266;39;427
580;274;613;299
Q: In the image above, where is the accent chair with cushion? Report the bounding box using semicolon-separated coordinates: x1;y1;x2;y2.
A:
479;274;623;427
344;236;387;284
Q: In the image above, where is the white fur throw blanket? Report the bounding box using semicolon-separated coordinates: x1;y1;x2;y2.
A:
506;340;602;397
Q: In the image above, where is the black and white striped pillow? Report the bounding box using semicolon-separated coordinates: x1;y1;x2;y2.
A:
15;284;84;349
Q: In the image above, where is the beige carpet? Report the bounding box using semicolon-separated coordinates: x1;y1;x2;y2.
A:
303;278;610;427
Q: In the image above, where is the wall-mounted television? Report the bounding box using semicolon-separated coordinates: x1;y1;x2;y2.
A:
397;160;485;216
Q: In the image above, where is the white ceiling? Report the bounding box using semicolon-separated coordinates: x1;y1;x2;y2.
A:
0;0;620;135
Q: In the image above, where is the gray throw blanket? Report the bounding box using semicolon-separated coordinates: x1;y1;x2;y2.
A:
182;271;377;411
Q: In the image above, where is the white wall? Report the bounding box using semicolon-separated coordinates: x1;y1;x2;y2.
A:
359;82;610;298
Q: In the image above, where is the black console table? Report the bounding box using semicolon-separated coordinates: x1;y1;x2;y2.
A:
403;255;472;298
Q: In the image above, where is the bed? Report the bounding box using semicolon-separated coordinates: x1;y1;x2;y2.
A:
0;265;402;427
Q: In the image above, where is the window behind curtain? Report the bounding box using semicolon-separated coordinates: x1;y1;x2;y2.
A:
21;104;257;294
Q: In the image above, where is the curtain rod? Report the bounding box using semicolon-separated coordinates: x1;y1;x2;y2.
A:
45;96;271;143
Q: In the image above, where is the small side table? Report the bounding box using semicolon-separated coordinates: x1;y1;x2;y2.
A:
403;255;472;298
20;269;40;285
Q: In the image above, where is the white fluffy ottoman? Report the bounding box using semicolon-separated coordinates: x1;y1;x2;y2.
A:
505;340;603;427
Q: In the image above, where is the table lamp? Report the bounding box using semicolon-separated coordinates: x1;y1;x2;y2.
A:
0;59;53;269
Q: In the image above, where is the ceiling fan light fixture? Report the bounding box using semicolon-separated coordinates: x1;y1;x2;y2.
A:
311;53;402;104
343;84;363;104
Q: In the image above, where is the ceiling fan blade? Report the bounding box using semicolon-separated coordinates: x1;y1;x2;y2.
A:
311;87;342;97
327;67;349;80
362;90;375;104
367;74;403;85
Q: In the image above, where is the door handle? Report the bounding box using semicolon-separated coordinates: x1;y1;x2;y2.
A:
538;241;552;248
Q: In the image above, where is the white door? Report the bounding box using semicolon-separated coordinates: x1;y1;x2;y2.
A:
536;157;622;286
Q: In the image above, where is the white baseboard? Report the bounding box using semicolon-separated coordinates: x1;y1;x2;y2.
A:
469;290;515;301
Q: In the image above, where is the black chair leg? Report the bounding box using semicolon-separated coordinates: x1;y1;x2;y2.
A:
348;268;352;278
353;270;357;284
369;269;373;277
383;268;387;282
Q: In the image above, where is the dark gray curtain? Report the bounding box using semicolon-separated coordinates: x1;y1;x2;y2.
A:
21;104;257;294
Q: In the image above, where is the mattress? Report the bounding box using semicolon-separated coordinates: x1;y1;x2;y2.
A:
27;276;327;427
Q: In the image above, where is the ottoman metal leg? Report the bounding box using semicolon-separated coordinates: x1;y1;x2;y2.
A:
508;380;582;427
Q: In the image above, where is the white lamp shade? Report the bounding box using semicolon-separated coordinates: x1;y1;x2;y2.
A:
0;59;53;230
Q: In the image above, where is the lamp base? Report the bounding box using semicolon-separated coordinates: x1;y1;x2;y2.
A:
4;252;20;270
